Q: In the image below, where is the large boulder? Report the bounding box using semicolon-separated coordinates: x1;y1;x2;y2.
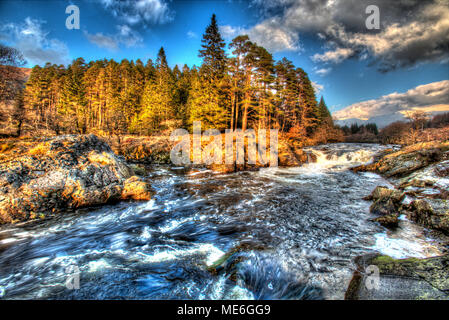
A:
0;134;151;224
367;186;404;228
404;199;449;234
345;254;449;300
366;186;404;203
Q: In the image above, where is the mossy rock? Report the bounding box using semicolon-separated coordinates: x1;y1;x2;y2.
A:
345;253;449;300
406;199;449;234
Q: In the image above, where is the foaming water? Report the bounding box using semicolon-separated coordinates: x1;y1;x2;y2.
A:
0;143;443;300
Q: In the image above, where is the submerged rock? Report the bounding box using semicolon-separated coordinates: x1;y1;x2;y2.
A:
345;254;449;300
0;134;152;224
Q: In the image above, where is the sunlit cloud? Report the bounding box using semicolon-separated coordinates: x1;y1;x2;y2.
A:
333;80;449;127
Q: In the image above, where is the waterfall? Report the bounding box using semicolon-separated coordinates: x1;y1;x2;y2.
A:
302;143;386;170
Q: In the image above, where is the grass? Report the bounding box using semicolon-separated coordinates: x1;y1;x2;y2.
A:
0;142;15;153
29;143;49;156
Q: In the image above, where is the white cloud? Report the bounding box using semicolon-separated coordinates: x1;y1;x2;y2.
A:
312;48;353;64
100;0;174;26
84;25;142;50
85;32;118;50
219;25;241;40
0;17;70;66
220;22;299;53
333;80;449;127
187;31;197;39
312;81;324;95
314;67;332;76
116;25;143;47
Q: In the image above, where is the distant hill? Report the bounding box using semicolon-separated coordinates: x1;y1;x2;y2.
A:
334;113;407;128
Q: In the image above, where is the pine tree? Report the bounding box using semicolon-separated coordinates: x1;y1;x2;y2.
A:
296;67;319;135
199;14;227;80
13;18;334;141
317;96;333;125
188;14;229;130
59;58;88;133
132;47;176;133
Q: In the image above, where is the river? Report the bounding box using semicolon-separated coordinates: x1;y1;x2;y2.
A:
0;143;444;299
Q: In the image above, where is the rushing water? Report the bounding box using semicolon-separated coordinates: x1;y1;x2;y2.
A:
0;143;444;300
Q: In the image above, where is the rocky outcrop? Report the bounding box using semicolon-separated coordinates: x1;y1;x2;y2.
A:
352;141;449;178
345;254;449;300
278;140;316;167
110;135;172;164
401;199;449;234
358;141;449;233
0;134;151;224
367;186;405;228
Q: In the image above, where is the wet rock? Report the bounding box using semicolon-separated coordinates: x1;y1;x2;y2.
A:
365;186;404;204
404;199;449;234
345;254;449;300
0;134;151;224
398;160;449;200
370;198;397;216
435;160;449;177
372;214;399;228
121;176;152;200
367;186;405;229
366;187;402;224
127;163;148;176
358;141;449;234
207;240;268;276
352;141;449;178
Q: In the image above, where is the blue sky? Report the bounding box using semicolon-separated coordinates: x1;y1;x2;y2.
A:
1;0;448;126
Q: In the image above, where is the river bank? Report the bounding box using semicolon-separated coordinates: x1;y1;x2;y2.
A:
0;134;152;224
0;134;448;300
0;133;317;224
346;140;449;300
352;140;449;234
